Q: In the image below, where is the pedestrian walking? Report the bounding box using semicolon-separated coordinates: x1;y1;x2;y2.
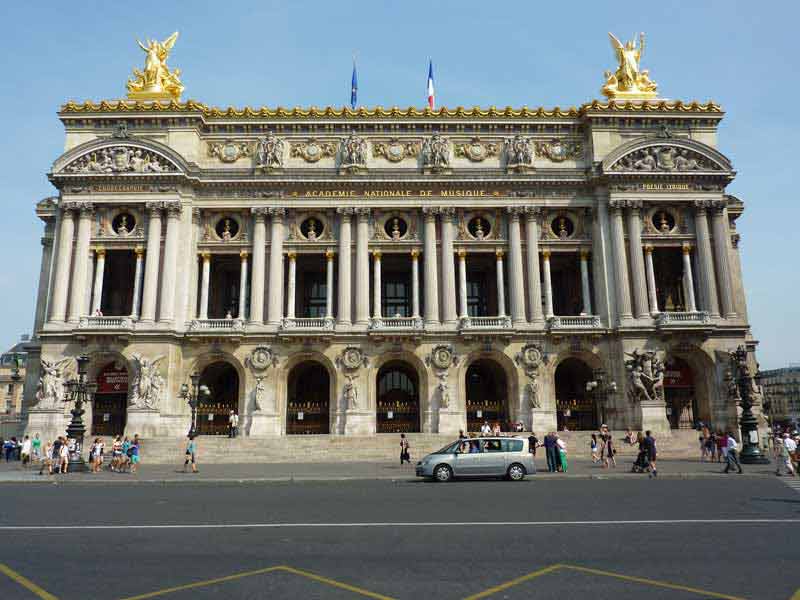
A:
120;437;132;472
31;433;42;463
602;432;617;468
556;436;568;473
590;434;599;463
632;432;649;473
20;435;32;468
129;437;141;473
183;435;198;473
228;410;239;438
59;438;69;473
400;433;411;464
645;430;658;478
3;437;16;462
544;432;558;472
718;431;728;464
528;432;539;458
38;440;53;475
723;431;743;474
776;433;797;476
92;438;104;473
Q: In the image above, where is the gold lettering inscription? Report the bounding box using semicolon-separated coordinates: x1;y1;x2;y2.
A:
302;189;494;197
642;183;690;191
92;185;149;193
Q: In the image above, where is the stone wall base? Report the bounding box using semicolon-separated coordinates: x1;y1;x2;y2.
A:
344;411;375;435
531;409;556;434
126;411;183;438
24;410;69;441
247;413;282;436
438;410;465;435
639;402;671;434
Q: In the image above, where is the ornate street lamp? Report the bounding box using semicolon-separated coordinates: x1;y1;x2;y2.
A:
63;355;97;473
586;367;617;427
180;372;207;437
730;346;769;464
9;352;22;382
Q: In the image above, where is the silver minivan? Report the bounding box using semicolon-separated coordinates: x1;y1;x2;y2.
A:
415;437;535;482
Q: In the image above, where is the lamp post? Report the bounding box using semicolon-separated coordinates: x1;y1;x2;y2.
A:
586;367;617;428
730;346;769;464
180;372;204;437
63;355;97;473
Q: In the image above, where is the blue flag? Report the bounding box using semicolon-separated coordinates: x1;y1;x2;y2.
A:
351;60;358;110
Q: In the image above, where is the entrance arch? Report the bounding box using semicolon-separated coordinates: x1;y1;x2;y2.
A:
92;361;128;436
376;361;420;433
664;356;696;429
555;357;596;430
198;361;239;435
287;361;330;434
465;359;508;432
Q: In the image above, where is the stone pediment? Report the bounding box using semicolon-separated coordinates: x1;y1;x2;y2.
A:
52;138;186;176
602;137;733;176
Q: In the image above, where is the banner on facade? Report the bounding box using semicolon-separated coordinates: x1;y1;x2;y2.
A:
97;365;129;394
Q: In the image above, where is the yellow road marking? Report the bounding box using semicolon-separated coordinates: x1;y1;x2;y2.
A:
117;565;284;599
560;564;748;600
117;564;396;600
279;566;397;600
0;563;59;600
461;564;563;600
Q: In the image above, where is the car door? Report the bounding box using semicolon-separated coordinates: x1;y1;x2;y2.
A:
480;439;506;475
452;442;483;476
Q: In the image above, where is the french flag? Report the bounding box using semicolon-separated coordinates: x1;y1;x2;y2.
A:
427;60;435;110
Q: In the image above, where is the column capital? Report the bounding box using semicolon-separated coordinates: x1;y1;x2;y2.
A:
495;249;505;259
625;199;644;212
94;247;106;258
580;248;591;260
145;201;164;215
336;207;355;220
325;248;336;260
523;205;543;220
457;248;467;259
251;207;270;220
372;249;382;259
439;206;456;221
239;250;249;259
134;246;145;257
199;251;211;261
608;199;627;212
693;199;712;213
192;207;202;222
354;207;371;220
62;200;94;214
506;206;525;220
710;198;728;214
681;243;694;255
421;207;440;219
286;250;297;260
267;207;286;220
410;249;420;259
643;244;654;254
163;200;182;217
541;248;551;259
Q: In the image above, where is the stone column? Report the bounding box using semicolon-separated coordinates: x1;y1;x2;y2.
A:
541;249;554;318
643;245;659;315
507;207;526;325
266;208;285;325
199;252;211;320
67;203;94;322
325;249;335;320
158;202;182;323
682;244;697;312
410;249;421;319
711;200;737;318
84;250;95;316
422;208;440;325
354;208;371;326
457;249;468;319
609;200;633;321
626;200;649;319
579;249;593;315
440;208;457;325
238;250;248;320
131;247;144;319
91;248;106;314
286;251;296;320
495;249;506;317
336;208;353;326
140;203;163;322
372;250;382;320
524;207;544;324
249;208;268;324
693;200;720;317
50;206;76;322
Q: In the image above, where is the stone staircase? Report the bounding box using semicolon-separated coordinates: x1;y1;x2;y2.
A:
106;430;701;464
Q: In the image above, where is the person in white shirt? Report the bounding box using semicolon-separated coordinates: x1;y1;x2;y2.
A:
480;421;491;436
228;410;239;438
777;433;797;476
723;432;742;474
20;436;32;468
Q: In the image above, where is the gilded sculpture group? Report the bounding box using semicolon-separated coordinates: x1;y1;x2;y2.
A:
122;30;659;103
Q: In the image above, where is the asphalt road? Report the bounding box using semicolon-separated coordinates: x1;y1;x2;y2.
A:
0;478;798;600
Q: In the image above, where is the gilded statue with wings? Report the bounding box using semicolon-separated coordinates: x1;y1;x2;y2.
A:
126;32;184;101
601;32;658;100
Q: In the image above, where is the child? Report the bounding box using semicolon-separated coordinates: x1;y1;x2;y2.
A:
590;433;599;463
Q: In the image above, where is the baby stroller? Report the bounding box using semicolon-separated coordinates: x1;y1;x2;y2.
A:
631;448;650;473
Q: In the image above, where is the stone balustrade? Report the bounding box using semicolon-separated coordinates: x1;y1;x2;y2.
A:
188;318;245;331
281;317;335;330
77;316;133;329
655;311;710;328
548;315;602;330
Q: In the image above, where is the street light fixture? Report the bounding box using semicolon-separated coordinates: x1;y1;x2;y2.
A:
180;372;206;437
63;355;97;473
730;346;769;464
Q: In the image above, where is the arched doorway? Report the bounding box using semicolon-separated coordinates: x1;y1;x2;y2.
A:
555;358;596;430
465;359;508;432
376;361;420;433
287;362;330;434
92;361;128;436
197;362;239;435
664;356;696;429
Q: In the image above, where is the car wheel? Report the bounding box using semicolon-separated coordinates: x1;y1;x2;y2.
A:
507;463;526;481
433;464;453;482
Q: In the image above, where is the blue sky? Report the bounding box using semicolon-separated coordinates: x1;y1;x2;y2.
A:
0;1;796;368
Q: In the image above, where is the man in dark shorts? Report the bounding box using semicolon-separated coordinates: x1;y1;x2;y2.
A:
645;430;657;477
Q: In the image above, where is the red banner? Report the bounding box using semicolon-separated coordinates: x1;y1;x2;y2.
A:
97;364;128;394
664;363;693;388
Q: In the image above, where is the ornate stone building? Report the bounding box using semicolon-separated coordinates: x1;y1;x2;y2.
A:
20;34;762;440
761;366;800;426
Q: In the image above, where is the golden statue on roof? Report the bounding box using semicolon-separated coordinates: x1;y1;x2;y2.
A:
601;32;658;100
126;32;184;101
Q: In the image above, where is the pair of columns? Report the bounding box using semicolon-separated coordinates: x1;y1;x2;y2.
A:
456;249;508;319
197;250;249;320
539;249;593;318
85;246;146;318
609;198;735;322
641;244;698;314
284;249;336;320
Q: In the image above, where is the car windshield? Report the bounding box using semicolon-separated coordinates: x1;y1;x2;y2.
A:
433;441;462;454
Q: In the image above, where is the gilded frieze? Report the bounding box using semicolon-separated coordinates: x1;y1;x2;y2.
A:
454;138;499;162
290;139;337;163
372;139;421;163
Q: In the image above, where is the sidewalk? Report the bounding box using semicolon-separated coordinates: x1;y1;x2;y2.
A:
0;456;780;484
